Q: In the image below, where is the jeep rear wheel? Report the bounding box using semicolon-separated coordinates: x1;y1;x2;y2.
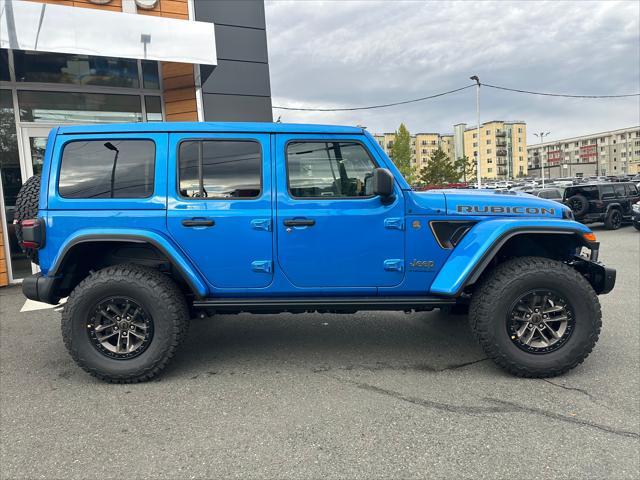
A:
604;208;622;230
469;257;601;378
61;264;189;383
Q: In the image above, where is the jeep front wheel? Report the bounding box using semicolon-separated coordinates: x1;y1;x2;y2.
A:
469;257;601;378
61;264;189;383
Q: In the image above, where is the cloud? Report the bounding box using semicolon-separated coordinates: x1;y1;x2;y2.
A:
265;0;640;142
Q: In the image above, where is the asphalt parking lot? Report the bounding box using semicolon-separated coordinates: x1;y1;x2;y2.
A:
1;225;638;479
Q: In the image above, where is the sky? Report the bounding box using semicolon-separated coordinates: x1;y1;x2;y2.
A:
264;0;640;143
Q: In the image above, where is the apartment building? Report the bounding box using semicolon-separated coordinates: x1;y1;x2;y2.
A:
527;126;640;178
458;121;527;180
372;132;454;171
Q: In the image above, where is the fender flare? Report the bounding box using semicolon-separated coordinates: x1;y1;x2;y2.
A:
604;203;622;214
48;229;208;298
429;220;593;297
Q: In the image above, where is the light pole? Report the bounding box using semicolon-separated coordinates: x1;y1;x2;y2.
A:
534;131;550;187
470;75;481;188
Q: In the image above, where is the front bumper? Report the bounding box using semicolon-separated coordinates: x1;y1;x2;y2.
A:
22;273;61;305
572;254;616;295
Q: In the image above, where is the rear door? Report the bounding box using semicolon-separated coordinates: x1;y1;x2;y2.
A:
274;134;405;288
167;133;273;289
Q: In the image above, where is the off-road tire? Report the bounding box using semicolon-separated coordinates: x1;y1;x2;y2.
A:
61;264;189;383
604;208;623;230
469;256;601;378
634;221;640;231
13;175;41;265
566;193;589;218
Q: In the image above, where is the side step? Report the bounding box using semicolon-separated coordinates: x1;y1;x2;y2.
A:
193;296;456;313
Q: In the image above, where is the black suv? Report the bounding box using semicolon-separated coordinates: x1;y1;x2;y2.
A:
564;182;640;229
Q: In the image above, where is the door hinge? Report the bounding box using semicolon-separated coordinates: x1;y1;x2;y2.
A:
384;217;404;230
383;259;404;272
251;260;272;273
251;218;272;231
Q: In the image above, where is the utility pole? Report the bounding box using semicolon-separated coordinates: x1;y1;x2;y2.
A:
470;75;481;188
534;131;550;187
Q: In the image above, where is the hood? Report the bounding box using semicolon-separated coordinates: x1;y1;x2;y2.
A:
440;189;568;218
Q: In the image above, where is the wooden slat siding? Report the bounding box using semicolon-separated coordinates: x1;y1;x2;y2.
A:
25;0;123;12
136;1;199;122
0;214;6;286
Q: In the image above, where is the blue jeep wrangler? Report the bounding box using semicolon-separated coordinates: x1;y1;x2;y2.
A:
16;122;615;383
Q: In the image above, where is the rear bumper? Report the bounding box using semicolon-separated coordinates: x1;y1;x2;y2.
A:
22;273;60;305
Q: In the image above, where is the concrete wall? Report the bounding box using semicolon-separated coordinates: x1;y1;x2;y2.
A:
194;0;272;122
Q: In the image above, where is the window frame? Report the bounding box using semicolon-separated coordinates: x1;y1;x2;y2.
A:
57;138;157;199
284;139;380;201
176;138;264;201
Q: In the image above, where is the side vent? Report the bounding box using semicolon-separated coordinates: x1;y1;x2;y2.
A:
430;221;477;249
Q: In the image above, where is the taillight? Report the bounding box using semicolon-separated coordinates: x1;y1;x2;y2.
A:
20;218;45;249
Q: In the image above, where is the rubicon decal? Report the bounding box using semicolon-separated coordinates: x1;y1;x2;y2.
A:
457;205;556;215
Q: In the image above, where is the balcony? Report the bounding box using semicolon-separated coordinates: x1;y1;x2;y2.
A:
498;167;508;175
496;158;507;166
496;131;507;138
496;141;507;147
496;149;508;156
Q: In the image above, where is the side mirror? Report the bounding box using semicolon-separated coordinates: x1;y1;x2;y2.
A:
370;168;395;203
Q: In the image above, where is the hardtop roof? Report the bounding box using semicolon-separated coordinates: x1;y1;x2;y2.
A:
57;122;366;136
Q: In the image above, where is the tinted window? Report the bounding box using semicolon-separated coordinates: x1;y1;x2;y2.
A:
539;189;560;199
59;140;155;198
600;185;615;200
627;184;639;196
287;141;376;198
14;51;139;88
613;184;626;197
179;140;261;199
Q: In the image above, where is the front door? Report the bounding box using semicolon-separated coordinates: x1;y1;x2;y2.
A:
166;133;274;289
275;134;405;288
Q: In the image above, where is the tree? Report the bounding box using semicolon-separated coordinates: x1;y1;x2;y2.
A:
419;148;459;186
389;123;414;183
455;155;476;184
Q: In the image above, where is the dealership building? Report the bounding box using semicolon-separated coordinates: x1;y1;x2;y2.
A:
0;0;272;285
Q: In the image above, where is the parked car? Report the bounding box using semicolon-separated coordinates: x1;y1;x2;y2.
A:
15;122;615;382
564;182;640;229
632;200;640;231
527;187;565;203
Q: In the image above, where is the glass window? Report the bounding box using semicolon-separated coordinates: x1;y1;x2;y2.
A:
1;49;9;81
59;140;155;198
627;184;638;195
600;185;615;200
144;96;163;121
179;140;261;199
141;61;160;89
18;90;142;123
613;184;626;197
287;141;377;198
13;51;139;87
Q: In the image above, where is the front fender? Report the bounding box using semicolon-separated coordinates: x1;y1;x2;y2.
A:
429;218;592;296
48;228;208;297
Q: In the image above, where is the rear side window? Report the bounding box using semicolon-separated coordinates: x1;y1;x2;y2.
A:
59;140;155;198
178;140;261;199
613;184;626;197
600;185;615;200
287;141;377;198
627;184;639;196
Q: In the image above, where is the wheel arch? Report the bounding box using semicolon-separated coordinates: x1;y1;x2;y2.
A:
430;223;594;297
49;233;208;299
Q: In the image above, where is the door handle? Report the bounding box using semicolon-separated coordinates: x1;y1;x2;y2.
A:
182;218;215;227
283;219;315;227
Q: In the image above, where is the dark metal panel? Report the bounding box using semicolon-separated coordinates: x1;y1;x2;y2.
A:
215;24;268;63
201;60;271;97
202;93;273;122
194;0;266;29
